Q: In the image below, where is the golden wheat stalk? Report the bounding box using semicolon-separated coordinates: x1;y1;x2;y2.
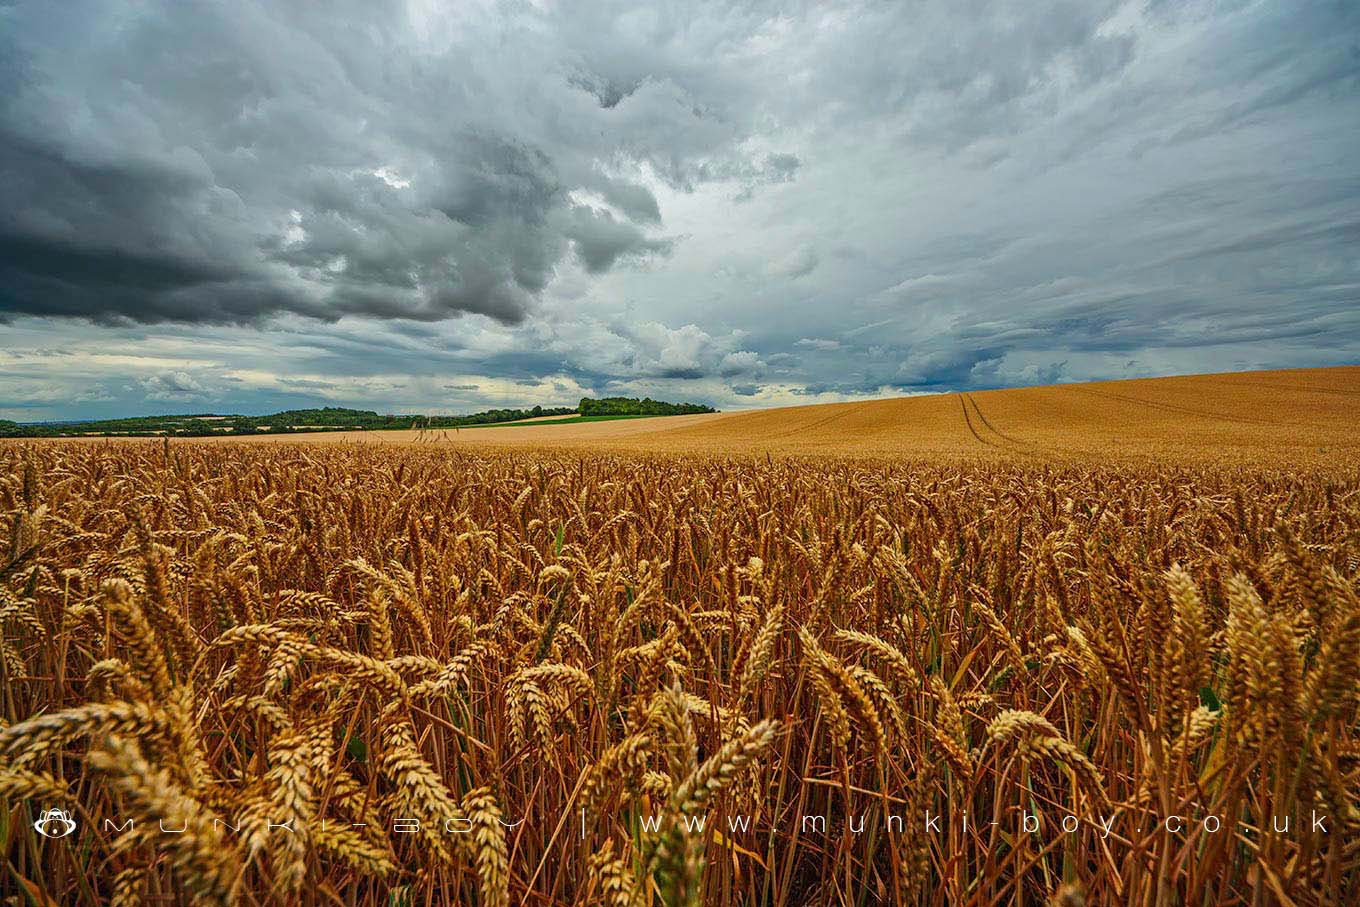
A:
456;787;510;907
88;735;240;906
674;719;779;812
0;700;170;768
987;709;1111;813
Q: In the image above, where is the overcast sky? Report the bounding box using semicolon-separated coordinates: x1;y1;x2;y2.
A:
2;0;1357;421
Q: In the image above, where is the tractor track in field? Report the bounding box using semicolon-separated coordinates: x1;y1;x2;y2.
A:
958;394;1000;448
964;394;1027;445
1064;384;1282;427
960;393;1057;459
1196;377;1360;398
765;402;869;440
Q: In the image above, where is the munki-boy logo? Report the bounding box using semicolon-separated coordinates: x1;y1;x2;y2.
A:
33;808;77;839
36;806;1332;844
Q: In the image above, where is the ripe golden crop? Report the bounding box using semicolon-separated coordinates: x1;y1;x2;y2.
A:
2;437;1358;905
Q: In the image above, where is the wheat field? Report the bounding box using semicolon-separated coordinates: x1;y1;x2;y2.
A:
3;368;1359;906
188;367;1360;467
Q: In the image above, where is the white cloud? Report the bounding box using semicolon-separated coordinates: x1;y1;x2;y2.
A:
139;371;206;401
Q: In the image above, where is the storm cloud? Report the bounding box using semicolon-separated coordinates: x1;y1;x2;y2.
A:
1;0;1357;420
0;0;743;325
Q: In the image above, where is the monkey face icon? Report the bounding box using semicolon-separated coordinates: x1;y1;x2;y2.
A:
33;808;77;838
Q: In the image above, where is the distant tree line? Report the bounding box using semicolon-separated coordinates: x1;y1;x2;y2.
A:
0;397;714;438
578;397;715;416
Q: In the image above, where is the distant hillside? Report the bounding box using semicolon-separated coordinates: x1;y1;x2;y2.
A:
1;397;714;438
611;365;1360;466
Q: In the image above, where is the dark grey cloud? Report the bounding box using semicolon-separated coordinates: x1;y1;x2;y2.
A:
0;0;784;326
564;206;673;274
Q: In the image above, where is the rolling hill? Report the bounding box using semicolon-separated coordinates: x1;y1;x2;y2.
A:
623;365;1360;464
29;366;1357;466
179;366;1358;466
